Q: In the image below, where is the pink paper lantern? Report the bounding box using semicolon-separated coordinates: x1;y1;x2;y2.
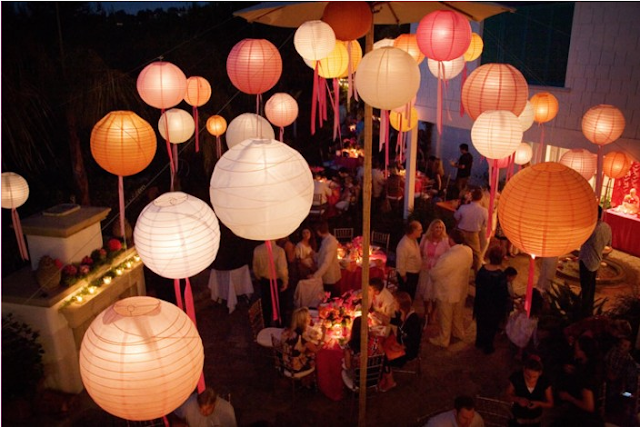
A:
184;76;211;107
137;61;187;110
559;149;597;181
471;110;523;160
265;93;299;128
582;104;626;146
226;39;282;95
416;10;472;61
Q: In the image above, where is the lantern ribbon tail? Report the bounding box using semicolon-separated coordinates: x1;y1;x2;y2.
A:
437;63;443;135
163;416;170;427
320;77;328;125
332;78;340;142
118;175;127;250
184;277;197;325
311;64;318;135
460;63;467;117
279;127;284;142
526;255;535;318
347;41;353;103
162;108;176;177
194;107;200;153
173;144;179;173
216;136;222;159
487;160;497;240
265;241;281;324
12;208;28;261
174;278;184;310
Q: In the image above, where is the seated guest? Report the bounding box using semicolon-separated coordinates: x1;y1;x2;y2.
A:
280;307;321;375
425;395;484;427
385;167;405;201
171;387;237;427
342;316;384;382
313;172;333;205
368;277;395;325
603;335;638;421
506;356;554;427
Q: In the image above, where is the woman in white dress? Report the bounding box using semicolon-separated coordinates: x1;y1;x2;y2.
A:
416;219;450;326
295;227;317;279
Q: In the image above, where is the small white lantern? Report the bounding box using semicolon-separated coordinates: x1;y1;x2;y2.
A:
79;296;204;421
134;192;220;279
471;110;523;160
1;172;29;209
158;108;195;144
294;20;336;61
210;138;314;241
226;113;275;149
514;142;534;165
559;149;597;181
427;56;465;80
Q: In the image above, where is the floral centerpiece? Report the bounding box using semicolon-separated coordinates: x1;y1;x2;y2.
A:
59;238;124;287
317;289;362;345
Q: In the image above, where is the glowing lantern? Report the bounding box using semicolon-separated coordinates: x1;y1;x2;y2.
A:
582;104;626;146
226;38;282;96
294;20;336;61
158;108;195;144
394;34;425;64
226;113;275;149
184;76;212;153
517;101;535;132
390;107;418;131
314;40;349;78
374;38;395;49
498;162;598;314
265;93;299;141
530;92;559;124
427;56;465;80
416;10;471;61
339;40;363;78
321;1;372;41
136;61;187;110
463;33;484;62
207;115;227;158
1;172;30;260
603;151;633;179
495;156;512;169
559;149;597;181
471;111;523;160
461;63;529;120
355;47;420;111
514;142;533;165
79;296;204;421
210;138;314;241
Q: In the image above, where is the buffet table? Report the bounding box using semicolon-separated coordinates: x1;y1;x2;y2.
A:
603;209;640;257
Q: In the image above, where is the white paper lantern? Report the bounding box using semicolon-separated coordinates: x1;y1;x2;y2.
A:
559;149;597;181
1;172;29;209
226;113;275;149
355;47;421;111
265;93;299;128
134;192;220;279
158;108;195;144
210;138;314;241
79;296;204;421
471;110;523;160
427;56;465;80
518;101;535;132
374;38;395;49
514;142;534;165
294;20;336;61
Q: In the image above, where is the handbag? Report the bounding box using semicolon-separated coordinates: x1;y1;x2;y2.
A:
382;331;406;361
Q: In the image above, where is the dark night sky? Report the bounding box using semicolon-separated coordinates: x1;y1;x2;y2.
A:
94;1;211;14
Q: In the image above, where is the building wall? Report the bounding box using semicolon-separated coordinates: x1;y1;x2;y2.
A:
413;2;640;186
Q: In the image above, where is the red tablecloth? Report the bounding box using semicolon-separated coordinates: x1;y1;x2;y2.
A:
316;345;344;401
334;156;359;170
336;266;385;295
603;209;640;257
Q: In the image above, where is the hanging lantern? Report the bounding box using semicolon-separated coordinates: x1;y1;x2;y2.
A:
471;110;523;160
374;38;395;49
321;1;372;41
226;38;282;96
393;34;425;64
582;104;626;146
314;40;349;78
389;107;418;132
184;76;211;107
1;172;29;210
603;151;633;179
559;149;597;181
226;113;275;149
461;63;529;120
355;47;420;111
210;138;314;241
463;33;484;62
294;20;336;61
79;296;204;421
530;92;559;124
136;61;187;110
427;56;465;80
206;115;227;137
339;40;363;78
517;101;535;132
416;10;471;61
495;156;512;169
134;192;220;279
158;108;195;144
514;142;533;165
265;93;299;141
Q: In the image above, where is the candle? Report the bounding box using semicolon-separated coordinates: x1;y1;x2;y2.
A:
88;286;97;295
75;295;84;303
115;269;123;276
103;276;112;285
133;255;141;262
125;261;133;269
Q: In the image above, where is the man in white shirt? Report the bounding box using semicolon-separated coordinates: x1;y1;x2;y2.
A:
396;220;423;299
313;174;334;205
312;221;342;297
172;387;237;427
368;277;396;325
454;188;488;272
425;395;484;427
253;240;288;326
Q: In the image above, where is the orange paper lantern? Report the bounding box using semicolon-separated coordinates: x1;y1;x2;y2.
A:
416;10;471;61
603;151;633;179
498;162;598;257
461;63;529;120
90;111;157;177
313;40;349;78
582;104;626;146
226;39;282;95
463;33;484;62
559;149;597;181
136;61;187;110
184;76;211;107
206;115;227;137
530;92;559;124
321;1;372;41
393;34;425;65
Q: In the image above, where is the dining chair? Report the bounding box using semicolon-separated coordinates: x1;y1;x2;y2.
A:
474;395;514;427
333;227;354;242
371;231;390;251
308;193;327;219
341;353;386;418
271;335;316;400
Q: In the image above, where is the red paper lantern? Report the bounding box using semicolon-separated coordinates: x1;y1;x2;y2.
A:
226;39;282;95
137;61;187;110
321;1;372;41
582;104;626;146
530;92;559;124
603;151;633;179
416;10;471;61
461;63;529;120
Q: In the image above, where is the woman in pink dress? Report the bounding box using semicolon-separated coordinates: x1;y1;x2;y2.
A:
416;219;451;325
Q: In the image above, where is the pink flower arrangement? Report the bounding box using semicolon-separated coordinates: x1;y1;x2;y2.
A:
62;264;78;276
79;265;91;275
81;256;93;266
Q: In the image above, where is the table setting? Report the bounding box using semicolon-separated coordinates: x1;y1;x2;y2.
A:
336;236;387;295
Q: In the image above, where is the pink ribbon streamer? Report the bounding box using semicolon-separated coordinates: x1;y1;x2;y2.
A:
526;255;535;317
487;159;498;239
173;144;179;174
436;62;444;135
173;278;184;310
319;77;328;124
332;78;340;142
265;241;281;323
216;136;222;159
118;176;127;249
460;63;467;117
311;63;319;135
181;277;206;393
279;126;284;142
193;106;200;153
161;108;176;189
346;41;354;104
12;208;28;261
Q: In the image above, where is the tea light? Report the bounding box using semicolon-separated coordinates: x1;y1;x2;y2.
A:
75;295;84;303
133;255;141;262
88;286;97;295
125;261;133;269
115;268;123;276
103;276;112;285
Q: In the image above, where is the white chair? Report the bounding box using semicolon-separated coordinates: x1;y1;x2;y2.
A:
333;227;354;242
294;278;324;309
309;193;327;218
208;265;254;313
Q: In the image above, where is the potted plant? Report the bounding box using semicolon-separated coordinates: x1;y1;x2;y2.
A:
35;256;61;291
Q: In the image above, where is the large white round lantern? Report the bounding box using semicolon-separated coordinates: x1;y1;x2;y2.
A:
210;138;314;241
1;172;29;209
355;47;421;111
226;113;275;149
514;142;534;165
79;296;204;421
134;192;220;279
559;149;597;181
471;110;523;160
294;20;336;61
136;61;187;110
158;108;195;144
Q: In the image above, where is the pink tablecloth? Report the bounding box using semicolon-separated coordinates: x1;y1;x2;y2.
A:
603;209;640;257
316;345;344;401
334;156;359;170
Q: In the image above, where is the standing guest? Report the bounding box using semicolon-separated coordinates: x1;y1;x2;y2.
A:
368;277;396;325
506;356;554;427
396;220;423;299
312;221;341;297
474;246;510;354
371;158;386;210
427;157;445;193
277;235;297;324
312;171;333;205
454;187;488;272
171;387;237;427
429;229;473;348
385;166;405;204
253;240;288;327
506;289;544;361
425;395;485;427
417;219;451;326
295;227;317;280
450;143;473;197
579;205;612;319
